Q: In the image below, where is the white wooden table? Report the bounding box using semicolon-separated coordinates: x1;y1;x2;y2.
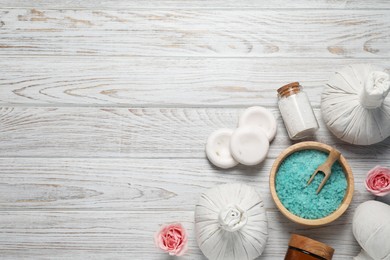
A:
0;1;389;259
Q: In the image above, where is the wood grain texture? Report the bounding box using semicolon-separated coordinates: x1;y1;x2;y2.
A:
0;157;375;211
0;0;389;9
0;0;389;259
0;9;389;57
1;106;389;158
0;209;361;259
0;57;389;107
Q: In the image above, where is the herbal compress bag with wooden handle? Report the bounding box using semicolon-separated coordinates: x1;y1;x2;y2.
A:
321;64;390;145
194;183;268;260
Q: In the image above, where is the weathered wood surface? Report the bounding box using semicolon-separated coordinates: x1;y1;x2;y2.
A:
0;1;389;259
0;0;389;9
0;9;389;57
1;107;389;158
0;157;375;211
0;57;389;107
0;209;361;259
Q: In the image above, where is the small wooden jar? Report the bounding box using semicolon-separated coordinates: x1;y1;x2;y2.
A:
285;234;334;260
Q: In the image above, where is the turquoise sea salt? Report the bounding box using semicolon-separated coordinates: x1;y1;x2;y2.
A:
275;149;347;219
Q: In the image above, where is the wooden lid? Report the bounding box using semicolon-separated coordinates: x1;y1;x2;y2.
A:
289;234;334;260
277;82;300;98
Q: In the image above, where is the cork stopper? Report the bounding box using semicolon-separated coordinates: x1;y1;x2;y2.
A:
288;234;334;260
277;82;301;98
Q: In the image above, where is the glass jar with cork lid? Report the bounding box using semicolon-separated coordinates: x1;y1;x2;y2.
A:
277;82;319;140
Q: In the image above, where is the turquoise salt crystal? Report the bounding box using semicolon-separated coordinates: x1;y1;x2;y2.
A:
275;149;347;219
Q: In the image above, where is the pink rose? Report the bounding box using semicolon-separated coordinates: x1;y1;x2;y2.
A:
365;166;390;196
154;223;188;256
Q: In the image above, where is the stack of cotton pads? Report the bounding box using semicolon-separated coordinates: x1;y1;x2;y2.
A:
206;106;277;169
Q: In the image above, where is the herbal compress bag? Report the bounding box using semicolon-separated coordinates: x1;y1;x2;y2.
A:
322;64;390;145
353;201;390;260
194;183;268;260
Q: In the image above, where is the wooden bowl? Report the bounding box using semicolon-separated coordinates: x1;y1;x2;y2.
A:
269;141;354;226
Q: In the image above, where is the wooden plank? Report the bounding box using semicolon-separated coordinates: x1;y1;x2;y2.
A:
0;157;376;211
1;107;389;158
0;9;389;57
0;210;361;259
0;57;389;107
0;0;389;9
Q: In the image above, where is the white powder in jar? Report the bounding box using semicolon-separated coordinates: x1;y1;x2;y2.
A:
278;92;319;139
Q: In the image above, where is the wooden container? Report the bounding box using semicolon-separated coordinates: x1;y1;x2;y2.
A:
285;234;334;260
269;141;354;226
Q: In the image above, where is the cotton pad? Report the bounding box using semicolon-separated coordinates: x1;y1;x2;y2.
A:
230;126;269;166
205;129;238;169
239;106;277;141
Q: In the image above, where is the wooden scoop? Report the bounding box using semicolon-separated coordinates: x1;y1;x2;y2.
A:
307;148;341;194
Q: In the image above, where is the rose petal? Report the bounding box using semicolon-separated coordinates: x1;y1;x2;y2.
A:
365;166;390;196
154;223;188;256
